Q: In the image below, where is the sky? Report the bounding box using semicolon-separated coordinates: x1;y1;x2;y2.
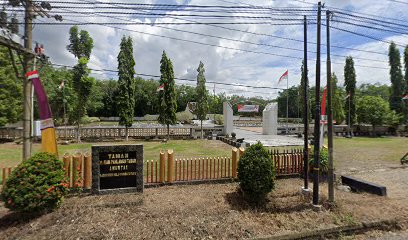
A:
19;0;408;99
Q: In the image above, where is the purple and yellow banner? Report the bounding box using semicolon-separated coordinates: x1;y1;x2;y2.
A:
26;70;58;157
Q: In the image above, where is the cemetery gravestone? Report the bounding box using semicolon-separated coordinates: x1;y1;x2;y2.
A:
92;144;144;194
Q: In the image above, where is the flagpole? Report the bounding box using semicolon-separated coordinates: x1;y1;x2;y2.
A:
286;73;289;135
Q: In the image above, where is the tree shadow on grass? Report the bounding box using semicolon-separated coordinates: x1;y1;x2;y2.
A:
224;189;311;214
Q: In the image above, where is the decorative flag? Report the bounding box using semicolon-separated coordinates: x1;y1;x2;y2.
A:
157;84;164;92
58;80;65;90
403;94;408;100
321;86;327;117
25;70;58;156
278;70;288;83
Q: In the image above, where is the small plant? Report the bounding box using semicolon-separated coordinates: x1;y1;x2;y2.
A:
238;142;275;203
1;152;68;213
231;132;236;139
308;146;329;174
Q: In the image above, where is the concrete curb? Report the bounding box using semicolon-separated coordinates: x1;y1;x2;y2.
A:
254;219;399;240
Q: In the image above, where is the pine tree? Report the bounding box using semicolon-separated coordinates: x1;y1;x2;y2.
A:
331;73;345;124
388;42;404;114
117;36;136;141
195;61;209;138
344;56;357;126
67;25;94;142
158;51;177;139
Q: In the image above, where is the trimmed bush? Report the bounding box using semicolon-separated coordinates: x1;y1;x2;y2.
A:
1;152;68;213
238;142;275;203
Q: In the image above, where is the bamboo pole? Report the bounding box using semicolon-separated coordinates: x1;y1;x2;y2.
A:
72;153;82;188
167;149;174;183
160;150;165;183
63;153;71;187
2;167;7;189
83;152;92;189
232;147;238;179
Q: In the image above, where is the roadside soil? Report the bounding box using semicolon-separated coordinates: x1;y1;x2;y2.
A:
1;179;407;240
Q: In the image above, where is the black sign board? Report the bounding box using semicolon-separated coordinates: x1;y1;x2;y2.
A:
92;145;144;194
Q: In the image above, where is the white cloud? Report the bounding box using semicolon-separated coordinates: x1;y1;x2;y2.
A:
28;0;408;98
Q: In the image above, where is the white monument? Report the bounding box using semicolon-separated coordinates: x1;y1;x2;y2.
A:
223;102;233;135
262;103;278;135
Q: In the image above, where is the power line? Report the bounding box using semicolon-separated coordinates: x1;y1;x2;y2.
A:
50;63;287;90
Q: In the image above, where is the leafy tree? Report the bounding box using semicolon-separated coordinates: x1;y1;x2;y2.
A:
195;61;209;138
357;96;401;131
388;42;404;114
344;56;357;125
117;36;136;141
96;79;119;117
39;64;74;125
176;84;196;112
277;86;301;119
331;73;345;124
67;25;94;142
356;83;390;102
158;51;177;139
134;77;160;116
0;46;22;126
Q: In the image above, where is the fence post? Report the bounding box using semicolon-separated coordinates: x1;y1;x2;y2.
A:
73;153;83;188
238;147;245;158
63;153;72;187
83;152;92;189
160;150;165;183
232;147;238;179
167;149;174;183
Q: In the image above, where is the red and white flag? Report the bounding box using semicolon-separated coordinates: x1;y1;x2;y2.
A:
156;84;164;92
403;94;408;100
278;70;288;83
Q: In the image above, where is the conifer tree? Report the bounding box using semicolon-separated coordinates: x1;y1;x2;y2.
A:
158;51;177;139
344;56;357;125
117;36;136;141
388;42;404;114
195;61;209;138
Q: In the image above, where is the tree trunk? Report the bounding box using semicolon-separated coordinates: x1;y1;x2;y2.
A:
167;124;170;140
201;120;203;139
125;126;129;141
76;122;81;143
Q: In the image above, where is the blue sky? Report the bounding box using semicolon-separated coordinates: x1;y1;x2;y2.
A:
27;0;408;98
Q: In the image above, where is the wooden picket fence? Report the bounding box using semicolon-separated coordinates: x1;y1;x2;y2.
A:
268;149;304;175
1;147;304;189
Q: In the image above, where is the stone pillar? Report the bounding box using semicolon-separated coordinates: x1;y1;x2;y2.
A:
223;102;233;135
262;103;278;135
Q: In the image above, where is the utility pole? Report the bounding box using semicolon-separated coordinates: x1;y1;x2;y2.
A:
303;15;309;193
23;0;34;160
326;10;335;203
313;1;322;207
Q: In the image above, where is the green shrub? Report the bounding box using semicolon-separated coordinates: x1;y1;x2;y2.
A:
1;152;68;213
238;142;275;203
176;110;194;123
308;146;329;174
214;114;224;125
81;116;100;124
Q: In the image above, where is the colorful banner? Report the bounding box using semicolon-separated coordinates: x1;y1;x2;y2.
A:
26;70;58;157
237;105;259;113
